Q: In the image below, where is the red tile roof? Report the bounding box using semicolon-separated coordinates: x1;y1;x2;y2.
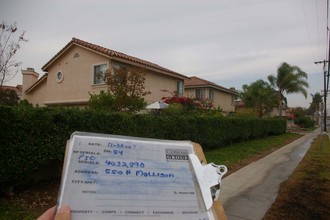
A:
185;76;237;95
42;37;188;79
0;85;22;96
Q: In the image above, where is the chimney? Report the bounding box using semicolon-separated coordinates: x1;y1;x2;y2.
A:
21;68;39;97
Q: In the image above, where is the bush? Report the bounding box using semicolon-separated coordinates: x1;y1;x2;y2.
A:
0;106;286;189
294;116;315;128
88;90;116;111
0;89;19;106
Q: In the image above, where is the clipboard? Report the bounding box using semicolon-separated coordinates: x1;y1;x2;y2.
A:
57;132;228;220
192;143;228;220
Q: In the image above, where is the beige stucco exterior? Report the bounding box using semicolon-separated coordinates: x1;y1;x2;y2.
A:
22;68;39;93
22;39;187;107
144;72;180;103
185;87;235;113
23;78;47;106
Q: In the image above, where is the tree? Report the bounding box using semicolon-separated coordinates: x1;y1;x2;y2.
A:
292;107;315;128
306;92;323;116
89;64;151;113
0;88;19;106
0;22;28;86
240;80;277;117
267;62;309;116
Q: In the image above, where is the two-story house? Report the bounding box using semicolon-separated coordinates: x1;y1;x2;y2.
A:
185;76;238;114
22;38;188;107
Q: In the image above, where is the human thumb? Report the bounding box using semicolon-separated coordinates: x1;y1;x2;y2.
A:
55;205;71;220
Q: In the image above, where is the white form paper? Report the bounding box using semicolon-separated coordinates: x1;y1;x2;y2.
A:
57;132;215;220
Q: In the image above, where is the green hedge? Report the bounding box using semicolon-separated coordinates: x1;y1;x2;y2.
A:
0;106;286;187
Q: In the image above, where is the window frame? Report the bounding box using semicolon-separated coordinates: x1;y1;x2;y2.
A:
55;70;64;83
209;89;214;101
177;81;183;96
195;89;205;99
92;63;108;85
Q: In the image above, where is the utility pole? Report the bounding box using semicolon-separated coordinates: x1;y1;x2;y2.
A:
314;60;329;132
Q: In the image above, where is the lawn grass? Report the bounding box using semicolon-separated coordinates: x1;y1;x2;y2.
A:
204;132;303;170
0;200;38;220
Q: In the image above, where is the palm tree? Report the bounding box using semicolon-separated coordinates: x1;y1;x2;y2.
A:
240;80;277;117
306;92;323;116
267;62;309;116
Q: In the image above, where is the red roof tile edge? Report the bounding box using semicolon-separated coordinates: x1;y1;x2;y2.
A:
185;76;237;95
42;37;188;79
0;85;22;94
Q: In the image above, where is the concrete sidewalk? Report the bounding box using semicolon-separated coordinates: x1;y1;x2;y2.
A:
219;129;319;220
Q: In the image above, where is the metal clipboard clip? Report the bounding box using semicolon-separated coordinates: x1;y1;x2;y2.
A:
189;154;227;210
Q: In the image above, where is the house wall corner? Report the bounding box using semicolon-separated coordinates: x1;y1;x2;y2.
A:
21;68;39;99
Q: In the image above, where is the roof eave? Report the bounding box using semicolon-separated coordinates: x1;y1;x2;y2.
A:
42;41;78;71
25;74;48;94
42;38;189;80
185;84;238;95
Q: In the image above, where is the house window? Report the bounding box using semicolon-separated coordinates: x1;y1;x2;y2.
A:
93;64;107;85
209;89;214;100
196;89;205;99
55;71;64;83
177;81;183;96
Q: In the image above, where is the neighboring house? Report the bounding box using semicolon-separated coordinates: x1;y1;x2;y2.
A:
0;85;22;100
184;76;238;113
22;37;188;107
269;107;288;117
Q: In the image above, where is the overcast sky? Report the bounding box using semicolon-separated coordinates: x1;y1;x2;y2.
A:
1;0;328;107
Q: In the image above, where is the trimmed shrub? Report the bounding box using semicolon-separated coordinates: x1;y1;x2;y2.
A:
0;106;286;188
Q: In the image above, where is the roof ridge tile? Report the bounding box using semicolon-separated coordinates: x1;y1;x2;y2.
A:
185;76;237;95
43;37;187;79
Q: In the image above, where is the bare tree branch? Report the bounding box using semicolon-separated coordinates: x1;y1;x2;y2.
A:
0;21;28;87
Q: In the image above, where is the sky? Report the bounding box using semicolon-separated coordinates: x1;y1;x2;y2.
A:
1;0;329;108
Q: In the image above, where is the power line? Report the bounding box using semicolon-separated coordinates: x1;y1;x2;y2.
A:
301;0;314;56
316;0;322;59
327;0;329;26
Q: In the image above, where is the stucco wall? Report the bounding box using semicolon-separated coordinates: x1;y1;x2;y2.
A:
213;91;235;112
144;72;182;104
45;45;108;104
184;89;196;99
24;79;47;106
24;45;184;106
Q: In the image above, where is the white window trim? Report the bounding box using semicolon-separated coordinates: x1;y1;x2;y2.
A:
209;89;214;100
55;70;64;83
177;81;183;96
92;62;109;85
